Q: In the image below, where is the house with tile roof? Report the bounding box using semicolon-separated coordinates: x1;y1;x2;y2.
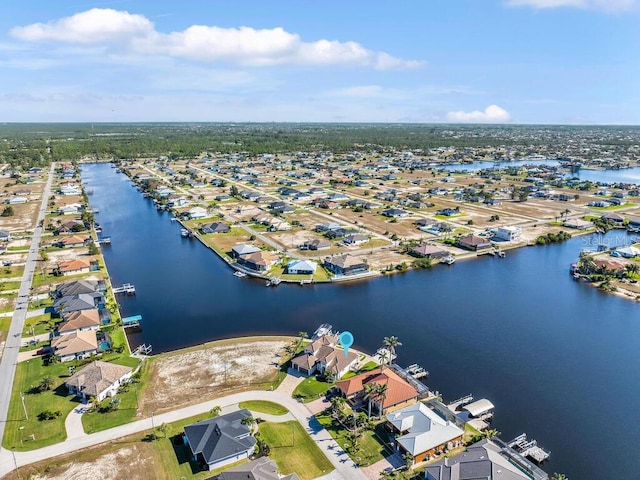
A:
58;309;101;335
183;409;256;471
336;366;419;415
387;402;464;465
218;457;299;480
291;334;359;379
51;330;98;362
65;361;134;402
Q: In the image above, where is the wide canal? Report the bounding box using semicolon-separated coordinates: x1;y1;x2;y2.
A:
82;162;639;479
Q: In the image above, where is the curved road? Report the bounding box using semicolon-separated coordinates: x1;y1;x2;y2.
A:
0;163;55;452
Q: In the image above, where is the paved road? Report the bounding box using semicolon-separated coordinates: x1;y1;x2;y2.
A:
0;386;367;480
0;164;55;458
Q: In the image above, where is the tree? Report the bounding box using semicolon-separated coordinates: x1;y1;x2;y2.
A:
483;428;500;439
551;474;569;480
210;405;221;417
383;336;402;361
378;349;391;372
1;206;14;217
38;376;55;392
157;422;168;438
375;383;388;418
87;242;99;255
402;451;414;470
363;383;378;418
241;415;257;433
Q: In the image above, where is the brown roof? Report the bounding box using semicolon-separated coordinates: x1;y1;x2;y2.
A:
59;309;101;333
326;254;366;269
594;259;625;271
242;251;279;267
51;330;98;357
58;259;91;272
458;234;490;247
412;244;447;257
58;235;88;246
336;367;419;408
65;361;133;397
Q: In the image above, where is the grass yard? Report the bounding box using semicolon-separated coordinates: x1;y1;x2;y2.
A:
315;411;388;466
259;421;334;480
22;312;54;336
292;376;332;403
342;361;379;379
81;381;140;434
238;400;289;416
0;265;24;278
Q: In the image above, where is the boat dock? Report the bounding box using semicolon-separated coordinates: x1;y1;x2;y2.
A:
97;236;111;244
391;364;431;397
266;276;281;287
122;314;142;330
113;283;136;295
133;343;152;355
447;394;474;412
405;363;428;379
507;433;551;463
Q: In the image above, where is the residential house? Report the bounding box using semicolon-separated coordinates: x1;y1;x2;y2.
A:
424;439;546;480
435;208;460;217
57;309;102;335
268;219;292;231
383;208;409;218
269;201;295;214
0;230;11;242
563;218;592;230
51;330;99;362
53;235;92;248
323;255;369;276
411;244;450;260
56;220;86;234
601;212;625;225
300;239;331;251
55;279;106;297
5;197;27;205
387;402;464;464
291;334;359;378
188;206;208;219
315;222;342;233
54;292;106;315
286;259;318;275
238;251;280;272
55;259;92;276
457;234;493;251
65;360;134;402
494;226;522;241
183;409;256;471
336;366;419;415
58;203;83;215
343;234;369;246
231;244;261;259
59;184;81;195
627;217;640;232
200;222;231;234
218;457;299;480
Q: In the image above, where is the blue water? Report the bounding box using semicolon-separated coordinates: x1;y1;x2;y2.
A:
82;163;640;479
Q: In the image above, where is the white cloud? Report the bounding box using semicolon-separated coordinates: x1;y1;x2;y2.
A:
10;8;423;70
446;105;511;123
505;0;638;12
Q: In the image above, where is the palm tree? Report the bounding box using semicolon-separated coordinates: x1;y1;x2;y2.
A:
209;406;221;417
375;383;388;418
39;376;55;392
363;383;378;418
383;336;402;361
241;415;257;433
551;474;568;480
483;428;500;439
296;331;308;352
378;349;391;372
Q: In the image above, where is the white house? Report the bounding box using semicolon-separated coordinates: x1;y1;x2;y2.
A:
494;226;522;241
286;259;318;275
60;184;81;196
5;197;27;205
58;203;83;215
65;361;134;402
188;206;208;219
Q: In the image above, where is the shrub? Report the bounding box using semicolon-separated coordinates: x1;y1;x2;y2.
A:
38;410;62;421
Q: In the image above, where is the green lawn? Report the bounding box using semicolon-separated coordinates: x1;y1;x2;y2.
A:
292;376;332;402
589;203;635;211
81;382;140;434
342;361;379;380
238;400;289;416
0;281;21;291
0;266;24;278
22;313;54;336
315;411;388;467
259;421;334;480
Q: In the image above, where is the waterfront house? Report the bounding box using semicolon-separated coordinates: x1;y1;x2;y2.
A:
601;212;625;225
200;222;231;234
55;279;106;297
593;259;625;275
563;218;592;230
59;184;82;196
55;220;87;234
300;239;331;251
218;457;299;480
291;334;359;378
231;244;261;259
336;366;419;415
58;309;101;335
54;292;106;315
323;254;369;276
51;330;98;362
411;244;449;260
53;235;92;248
424;439;544;480
188;206;208;220
286;259;318;275
65;360;133;402
238;251;280;272
387;402;464;465
457;234;492;251
494;226;522;241
55;259;92;276
58;203;83;215
183;409;256;471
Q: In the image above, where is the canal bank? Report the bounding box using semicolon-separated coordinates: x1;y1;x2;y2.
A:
81;162;640;479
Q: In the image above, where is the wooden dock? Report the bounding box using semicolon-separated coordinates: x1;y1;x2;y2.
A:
113;283;135;295
405;363;428;379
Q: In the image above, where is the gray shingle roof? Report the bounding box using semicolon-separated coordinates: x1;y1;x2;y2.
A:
184;409;256;466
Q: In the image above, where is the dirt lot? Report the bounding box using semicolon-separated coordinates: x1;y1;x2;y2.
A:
139;336;292;414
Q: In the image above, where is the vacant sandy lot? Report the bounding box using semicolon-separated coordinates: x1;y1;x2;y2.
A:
139;336;292;414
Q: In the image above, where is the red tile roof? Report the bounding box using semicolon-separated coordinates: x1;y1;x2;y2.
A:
336;367;419;408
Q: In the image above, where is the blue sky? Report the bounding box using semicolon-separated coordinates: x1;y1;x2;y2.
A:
0;0;638;123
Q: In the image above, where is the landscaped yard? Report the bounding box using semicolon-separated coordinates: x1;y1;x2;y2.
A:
258;420;334;480
315;410;389;467
22;312;54;336
292;375;332;403
238;400;289;416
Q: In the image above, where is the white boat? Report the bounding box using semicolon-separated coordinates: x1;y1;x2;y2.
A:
443;255;455;265
266;277;281;287
312;323;333;339
180;228;189;238
233;271;247;278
